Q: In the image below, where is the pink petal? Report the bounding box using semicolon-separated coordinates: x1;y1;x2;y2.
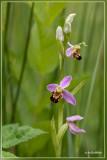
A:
47;84;58;92
66;47;72;57
66;115;84;122
62;90;76;105
68;123;86;135
59;76;72;89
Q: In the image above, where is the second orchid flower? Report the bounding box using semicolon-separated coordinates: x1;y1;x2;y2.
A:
47;76;76;105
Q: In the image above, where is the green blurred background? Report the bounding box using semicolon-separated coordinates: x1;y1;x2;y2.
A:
2;1;104;157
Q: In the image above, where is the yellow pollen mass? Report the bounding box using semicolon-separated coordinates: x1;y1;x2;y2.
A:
56;86;62;93
74;45;81;49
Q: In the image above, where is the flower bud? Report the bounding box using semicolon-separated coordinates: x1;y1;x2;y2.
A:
64;22;71;34
65;13;76;24
64;13;76;34
56;26;64;42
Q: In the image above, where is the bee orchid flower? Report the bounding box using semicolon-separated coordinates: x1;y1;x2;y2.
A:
66;115;86;135
47;76;76;105
66;42;82;60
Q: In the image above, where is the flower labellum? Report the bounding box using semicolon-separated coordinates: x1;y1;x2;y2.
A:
66;42;82;60
66;115;86;135
56;26;64;42
64;13;76;34
47;76;76;105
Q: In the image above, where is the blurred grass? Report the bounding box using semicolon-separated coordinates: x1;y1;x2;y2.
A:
2;1;104;157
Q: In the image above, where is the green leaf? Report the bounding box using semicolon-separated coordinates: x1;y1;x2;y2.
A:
2;124;47;149
33;2;65;26
2;151;16;157
28;2;65;75
28;23;59;75
57;123;68;144
18;121;50;156
71;78;88;95
45;3;65;26
7;3;30;55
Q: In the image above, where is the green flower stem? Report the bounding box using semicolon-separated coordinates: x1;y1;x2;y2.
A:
59;45;65;78
51;117;60;157
58;104;63;131
57;104;64;157
51;41;65;157
56;48;65;157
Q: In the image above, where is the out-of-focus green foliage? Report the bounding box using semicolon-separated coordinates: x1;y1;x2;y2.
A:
2;1;104;158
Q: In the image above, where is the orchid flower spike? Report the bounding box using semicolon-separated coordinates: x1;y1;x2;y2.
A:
66;42;82;60
56;26;64;42
47;76;76;105
66;115;86;135
64;13;76;34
